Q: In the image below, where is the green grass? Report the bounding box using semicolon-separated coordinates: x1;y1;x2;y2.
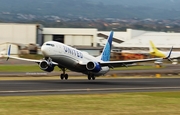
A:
19;54;44;59
0;65;41;72
0;65;60;72
0;92;180;115
0;65;162;72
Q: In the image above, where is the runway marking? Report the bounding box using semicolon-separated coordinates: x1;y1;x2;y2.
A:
1;86;180;93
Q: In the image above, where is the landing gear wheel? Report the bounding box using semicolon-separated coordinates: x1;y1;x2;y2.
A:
91;75;95;80
88;75;91;80
60;74;64;80
59;68;68;80
88;74;95;80
64;74;68;80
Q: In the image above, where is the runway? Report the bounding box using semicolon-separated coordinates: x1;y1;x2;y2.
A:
0;78;180;96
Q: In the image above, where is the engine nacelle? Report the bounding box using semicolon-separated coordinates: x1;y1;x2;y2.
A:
86;61;101;72
39;60;54;72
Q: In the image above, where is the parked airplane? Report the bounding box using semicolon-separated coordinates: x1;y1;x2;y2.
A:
149;40;178;59
7;31;171;80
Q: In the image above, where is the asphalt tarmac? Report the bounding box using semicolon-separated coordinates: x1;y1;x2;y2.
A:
0;78;180;96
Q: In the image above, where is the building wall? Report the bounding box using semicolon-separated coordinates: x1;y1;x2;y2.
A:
0;23;38;45
65;35;93;46
118;32;180;48
44;35;52;43
99;29;180;49
43;28;97;47
1;23;180;50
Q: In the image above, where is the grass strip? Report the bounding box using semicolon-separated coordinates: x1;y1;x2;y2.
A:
0;65;162;72
0;92;180;115
0;65;60;72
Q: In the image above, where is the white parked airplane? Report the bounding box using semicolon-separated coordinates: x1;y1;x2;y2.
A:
7;31;171;80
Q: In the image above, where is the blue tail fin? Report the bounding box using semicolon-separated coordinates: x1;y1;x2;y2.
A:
6;45;11;61
100;31;113;61
7;45;11;56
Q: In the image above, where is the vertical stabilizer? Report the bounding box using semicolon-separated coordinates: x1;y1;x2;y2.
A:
6;45;11;61
149;40;158;52
149;40;166;58
100;31;113;61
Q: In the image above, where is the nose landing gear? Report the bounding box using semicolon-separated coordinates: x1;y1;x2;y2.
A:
60;68;68;80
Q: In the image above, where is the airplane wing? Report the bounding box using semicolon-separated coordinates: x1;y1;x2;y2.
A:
6;45;58;65
100;46;173;68
99;58;162;67
79;46;172;68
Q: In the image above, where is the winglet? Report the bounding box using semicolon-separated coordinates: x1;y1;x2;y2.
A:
6;45;11;61
164;46;173;61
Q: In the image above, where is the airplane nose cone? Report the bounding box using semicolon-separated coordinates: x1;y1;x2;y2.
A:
41;45;48;56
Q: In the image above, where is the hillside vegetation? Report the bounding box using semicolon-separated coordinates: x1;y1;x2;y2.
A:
0;0;180;19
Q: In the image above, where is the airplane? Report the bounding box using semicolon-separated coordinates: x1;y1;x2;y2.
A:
149;40;178;60
6;31;171;80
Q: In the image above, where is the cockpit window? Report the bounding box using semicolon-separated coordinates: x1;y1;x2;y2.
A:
46;43;54;47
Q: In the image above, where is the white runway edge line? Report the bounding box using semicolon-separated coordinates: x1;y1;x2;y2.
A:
1;87;180;93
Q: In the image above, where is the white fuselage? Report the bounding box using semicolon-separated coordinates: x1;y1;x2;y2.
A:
41;41;109;76
165;52;180;59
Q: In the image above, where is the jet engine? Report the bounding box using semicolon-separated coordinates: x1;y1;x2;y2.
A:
86;61;101;72
39;60;54;72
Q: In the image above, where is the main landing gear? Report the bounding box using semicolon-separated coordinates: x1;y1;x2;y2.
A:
60;74;68;80
60;68;68;80
59;68;96;80
88;74;95;80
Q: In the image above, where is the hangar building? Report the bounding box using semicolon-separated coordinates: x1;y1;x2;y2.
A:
1;23;180;55
98;29;180;52
43;28;98;47
0;23;43;45
0;23;98;47
0;23;99;55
